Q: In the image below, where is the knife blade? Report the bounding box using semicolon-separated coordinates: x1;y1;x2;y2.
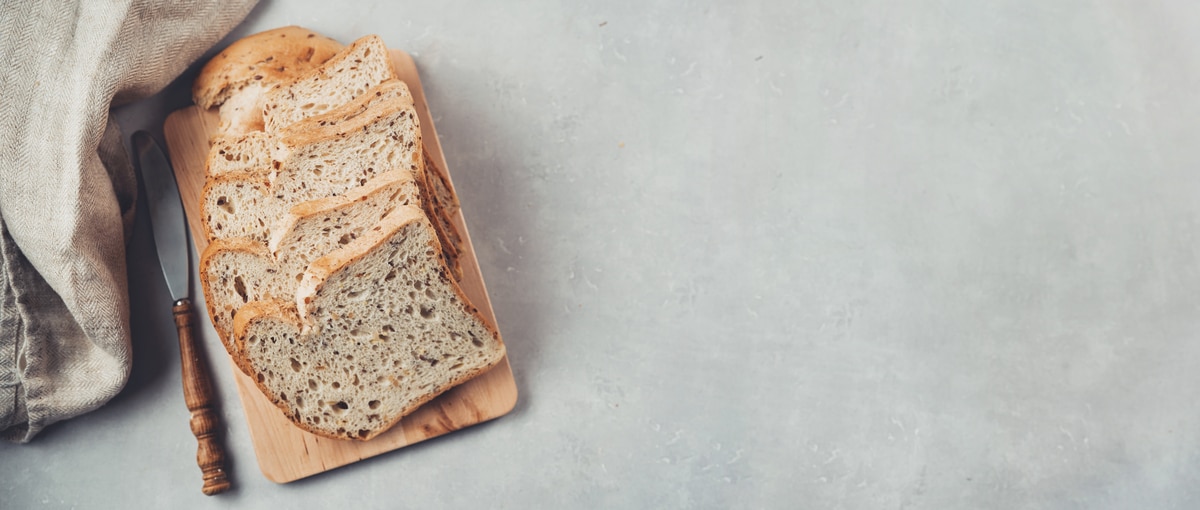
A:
132;131;231;496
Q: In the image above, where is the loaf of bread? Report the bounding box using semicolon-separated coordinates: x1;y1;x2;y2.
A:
193;28;494;441
235;206;504;440
192;26;344;137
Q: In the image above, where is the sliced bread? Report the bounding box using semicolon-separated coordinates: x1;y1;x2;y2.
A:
200;169;422;355
198;238;292;357
417;148;464;280
262;35;397;132
234;205;505;440
192;26;344;136
205;131;278;177
199;91;422;243
203;80;414;178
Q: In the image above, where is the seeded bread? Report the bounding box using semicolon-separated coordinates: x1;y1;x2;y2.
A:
205;131;277;177
262;35;397;132
234;206;504;440
200;169;422;356
198;238;292;357
418;148;464;280
204;80;414;178
192;26;344;136
200;91;422;243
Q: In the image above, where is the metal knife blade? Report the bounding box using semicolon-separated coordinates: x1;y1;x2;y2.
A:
133;131;190;302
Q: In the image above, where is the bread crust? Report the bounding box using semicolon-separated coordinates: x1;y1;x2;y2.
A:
278;93;418;149
296;206;499;338
193;26;343;109
231;299;303;378
236;207;507;441
198;237;272;358
268;169;421;254
261;35;397;120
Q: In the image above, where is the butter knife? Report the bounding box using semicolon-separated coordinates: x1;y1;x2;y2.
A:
133;131;231;495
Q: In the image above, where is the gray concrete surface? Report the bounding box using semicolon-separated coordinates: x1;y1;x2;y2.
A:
4;1;1200;508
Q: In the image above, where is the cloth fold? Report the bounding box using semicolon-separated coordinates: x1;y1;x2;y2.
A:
0;0;257;442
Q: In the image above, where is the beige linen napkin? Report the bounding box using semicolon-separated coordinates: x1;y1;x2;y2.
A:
0;0;257;442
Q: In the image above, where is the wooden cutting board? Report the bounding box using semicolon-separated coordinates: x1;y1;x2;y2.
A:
162;49;517;483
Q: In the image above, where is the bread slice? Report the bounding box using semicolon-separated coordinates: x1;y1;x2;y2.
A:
203;80;414;178
234;206;504;440
262;35;397;132
192;26;344;136
193;26;343;110
200;90;422;243
418;148;464;280
205;131;277;176
200;170;421;355
198;238;292;357
268;169;421;283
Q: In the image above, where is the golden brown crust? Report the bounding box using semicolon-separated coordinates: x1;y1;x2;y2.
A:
277;93;418;149
277;80;413;139
297;206;502;341
268;169;421;254
231;299;303;388
262;35;398;113
296;207;427;310
193;26;343;109
198;237;272;357
239;207;506;442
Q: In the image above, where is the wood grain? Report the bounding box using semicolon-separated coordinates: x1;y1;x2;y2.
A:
174;298;231;495
162;49;518;483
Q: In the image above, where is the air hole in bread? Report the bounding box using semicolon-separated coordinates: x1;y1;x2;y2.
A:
368;400;380;410
308;378;318;390
233;276;248;303
295;396;304;408
217;196;234;215
290;358;301;372
469;332;483;348
419;305;436;320
331;381;341;389
339;233;354;245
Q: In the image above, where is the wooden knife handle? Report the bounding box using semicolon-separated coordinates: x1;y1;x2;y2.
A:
174;298;231;495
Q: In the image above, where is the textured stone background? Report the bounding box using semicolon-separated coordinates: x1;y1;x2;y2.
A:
4;2;1199;508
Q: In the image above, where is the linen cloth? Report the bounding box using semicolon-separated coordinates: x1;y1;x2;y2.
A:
0;0;257;441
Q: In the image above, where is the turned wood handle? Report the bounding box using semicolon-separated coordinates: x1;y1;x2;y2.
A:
174;298;231;495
